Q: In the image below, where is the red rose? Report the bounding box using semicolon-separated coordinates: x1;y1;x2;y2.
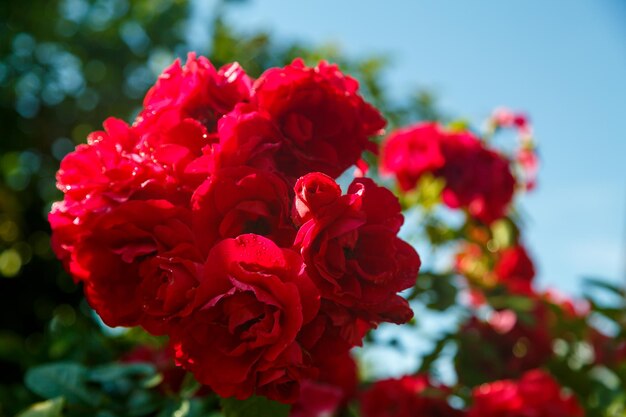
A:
446;129;514;222
494;244;535;295
455;242;535;297
251;59;386;178
469;370;584;417
73;200;199;328
171;234;320;403
138;53;252;134
191;166;296;255
360;375;465;417
135;117;214;193
210;103;282;171
49;118;183;280
290;351;357;417
380;123;446;191
379;122;516;224
298;305;373;355
295;173;419;326
589;328;626;367
293;171;343;223
439;131;515;224
456;310;553;386
136;243;203;334
131;54;253;191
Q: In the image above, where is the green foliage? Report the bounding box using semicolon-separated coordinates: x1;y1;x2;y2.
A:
221;396;290;417
16;398;64;417
25;362;103;406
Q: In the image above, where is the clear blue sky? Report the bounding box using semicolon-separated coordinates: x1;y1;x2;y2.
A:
201;0;626;296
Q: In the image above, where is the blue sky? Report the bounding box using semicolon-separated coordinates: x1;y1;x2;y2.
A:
207;0;626;296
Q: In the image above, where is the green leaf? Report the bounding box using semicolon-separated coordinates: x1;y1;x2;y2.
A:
221;396;290;417
88;363;156;381
25;362;102;406
16;397;64;417
157;399;211;417
583;277;625;297
490;219;517;250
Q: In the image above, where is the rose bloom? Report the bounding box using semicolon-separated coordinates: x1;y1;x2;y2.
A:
589;328;626;367
251;59;386;179
208;103;283;172
493;244;535;295
290;351;357;417
380;122;516;224
49;118;175;280
456;309;553;386
294;173;420;326
191;166;296;255
68;200;201;329
133;54;253;192
380;123;446;191
170;234;320;403
360;375;465;417
455;242;535;297
137;53;252;135
469;370;584;417
438;130;515;224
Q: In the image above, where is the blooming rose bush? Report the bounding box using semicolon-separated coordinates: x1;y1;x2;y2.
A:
48;54;416;407
37;52;623;417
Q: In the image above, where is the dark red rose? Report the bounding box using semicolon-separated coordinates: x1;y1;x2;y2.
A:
469;370;584;417
191;166;296;255
73;200;199;328
589;328;626;367
290;351;357;417
360;375;465;417
379;122;516;224
380;123;446;191
298;304;373;355
438;131;515;224
289;380;344;417
252;59;386;178
171;234;320;403
456;308;553;386
137;243;203;334
295;173;419;326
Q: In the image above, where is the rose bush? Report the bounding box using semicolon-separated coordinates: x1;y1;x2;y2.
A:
34;52;622;417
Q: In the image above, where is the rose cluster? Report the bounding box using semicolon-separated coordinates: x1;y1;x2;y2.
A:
48;54;420;403
360;375;464;417
469;370;584;417
358;370;583;417
380;122;516;224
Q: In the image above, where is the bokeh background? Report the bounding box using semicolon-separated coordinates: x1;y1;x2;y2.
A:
1;0;624;415
204;0;626;295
